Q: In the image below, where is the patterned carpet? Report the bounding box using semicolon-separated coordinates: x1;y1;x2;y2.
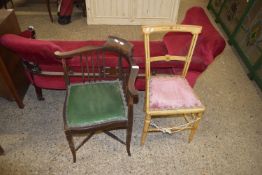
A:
0;0;262;174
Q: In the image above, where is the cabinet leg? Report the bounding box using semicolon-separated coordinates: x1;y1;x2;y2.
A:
10;85;25;109
16;98;25;109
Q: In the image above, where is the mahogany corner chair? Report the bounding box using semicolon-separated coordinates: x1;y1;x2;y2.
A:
54;36;139;162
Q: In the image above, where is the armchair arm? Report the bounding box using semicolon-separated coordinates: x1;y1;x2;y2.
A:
128;65;139;97
103;36;139;97
103;36;139;96
54;45;103;59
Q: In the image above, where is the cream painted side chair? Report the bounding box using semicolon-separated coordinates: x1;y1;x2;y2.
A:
141;25;205;145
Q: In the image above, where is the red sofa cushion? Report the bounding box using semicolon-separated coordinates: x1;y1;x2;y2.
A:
0;34;167;71
0;34;63;65
52;40;167;69
163;7;226;72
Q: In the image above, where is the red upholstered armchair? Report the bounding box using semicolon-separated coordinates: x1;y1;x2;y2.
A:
0;7;225;100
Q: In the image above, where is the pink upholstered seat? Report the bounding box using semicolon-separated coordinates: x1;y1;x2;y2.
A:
149;76;203;110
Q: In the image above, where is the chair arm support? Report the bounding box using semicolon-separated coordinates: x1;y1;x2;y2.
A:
103;36;139;97
128;65;139;97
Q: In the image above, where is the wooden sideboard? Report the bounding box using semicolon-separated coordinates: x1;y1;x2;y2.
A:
0;9;29;108
86;0;180;25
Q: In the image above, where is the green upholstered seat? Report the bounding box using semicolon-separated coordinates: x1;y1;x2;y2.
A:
66;81;127;128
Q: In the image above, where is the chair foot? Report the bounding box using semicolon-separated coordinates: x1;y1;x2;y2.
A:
188;113;202;143
140;114;151;145
65;132;76;163
126;131;131;156
126;135;131;156
37;96;45;101
140;136;146;146
127;148;131;156
188;132;195;143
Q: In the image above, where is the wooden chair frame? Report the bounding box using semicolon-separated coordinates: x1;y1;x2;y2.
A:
0;145;4;155
1;0;14;9
141;25;205;145
55;36;139;162
46;0;54;22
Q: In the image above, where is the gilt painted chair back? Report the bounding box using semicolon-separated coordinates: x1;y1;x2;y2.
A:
143;25;202;79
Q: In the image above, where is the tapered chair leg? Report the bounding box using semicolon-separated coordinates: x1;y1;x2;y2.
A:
46;0;54;22
141;114;151;145
126;98;133;156
0;145;4;155
188;113;202;143
65;132;76;163
126;126;132;156
126;120;133;156
82;0;86;17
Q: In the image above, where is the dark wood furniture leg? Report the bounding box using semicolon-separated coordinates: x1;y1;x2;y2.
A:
126;97;133;156
34;85;44;101
46;0;54;22
65;132;76;163
0;145;4;155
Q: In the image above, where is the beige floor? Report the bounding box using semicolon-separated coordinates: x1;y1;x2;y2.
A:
0;0;262;174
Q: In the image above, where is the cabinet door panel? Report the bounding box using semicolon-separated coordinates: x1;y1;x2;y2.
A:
86;0;132;24
134;0;180;24
135;0;173;18
86;0;180;25
93;0;130;18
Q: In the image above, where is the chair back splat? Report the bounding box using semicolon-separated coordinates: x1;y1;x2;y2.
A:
55;36;139;162
141;25;205;145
